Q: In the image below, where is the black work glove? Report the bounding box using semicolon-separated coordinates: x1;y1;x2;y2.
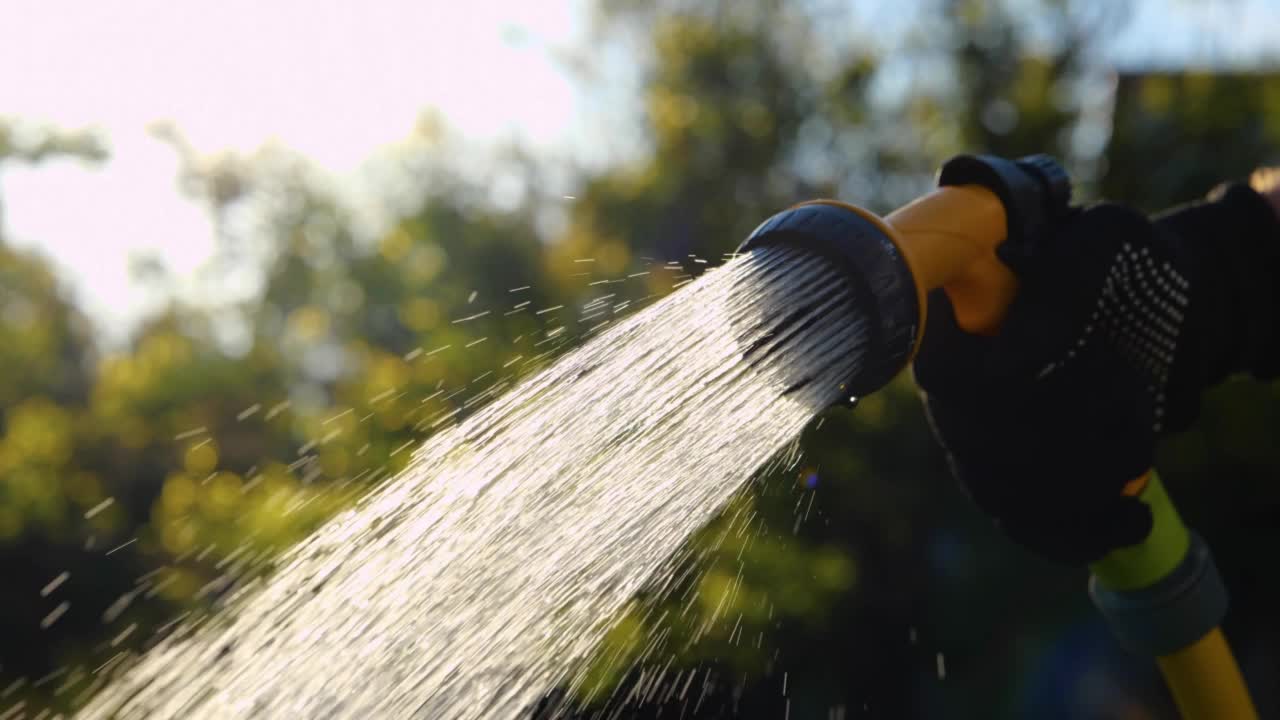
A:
914;204;1163;565
1155;183;1280;408
915;185;1280;565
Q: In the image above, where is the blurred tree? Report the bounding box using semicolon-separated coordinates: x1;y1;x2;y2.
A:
0;121;115;695
0;120;107;231
1104;72;1280;208
0;119;104;412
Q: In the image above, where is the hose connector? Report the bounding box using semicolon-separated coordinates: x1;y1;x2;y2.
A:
1090;532;1229;656
1087;471;1229;657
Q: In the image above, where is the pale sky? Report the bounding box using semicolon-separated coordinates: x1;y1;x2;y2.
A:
1;0;599;342
2;0;1278;343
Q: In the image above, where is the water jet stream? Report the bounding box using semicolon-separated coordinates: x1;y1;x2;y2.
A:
81;245;868;720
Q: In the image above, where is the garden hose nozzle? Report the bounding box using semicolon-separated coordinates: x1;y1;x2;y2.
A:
738;154;1069;398
740;154;1257;718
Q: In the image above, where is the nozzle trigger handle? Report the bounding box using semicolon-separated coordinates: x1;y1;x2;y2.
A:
937;154;1072;274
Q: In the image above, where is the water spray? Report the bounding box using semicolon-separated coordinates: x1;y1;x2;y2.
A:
740;154;1257;719
82;238;874;720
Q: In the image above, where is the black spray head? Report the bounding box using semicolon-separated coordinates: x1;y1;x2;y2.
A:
736;201;921;400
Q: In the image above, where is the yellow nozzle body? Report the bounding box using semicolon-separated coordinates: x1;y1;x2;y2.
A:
794;183;1014;363
884;185;1014;336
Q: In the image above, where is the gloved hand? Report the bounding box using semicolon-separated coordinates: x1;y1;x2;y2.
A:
915;179;1280;566
913;203;1163;565
1154;179;1280;408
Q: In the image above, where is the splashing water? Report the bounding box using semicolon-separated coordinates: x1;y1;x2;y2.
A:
81;245;870;719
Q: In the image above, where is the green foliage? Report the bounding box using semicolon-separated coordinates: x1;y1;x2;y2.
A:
1105;71;1280;208
0;121;106;166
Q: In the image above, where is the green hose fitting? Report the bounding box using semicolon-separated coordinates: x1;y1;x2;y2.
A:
1091;472;1189;590
1088;472;1229;656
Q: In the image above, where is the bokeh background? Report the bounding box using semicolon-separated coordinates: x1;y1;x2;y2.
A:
2;1;1279;717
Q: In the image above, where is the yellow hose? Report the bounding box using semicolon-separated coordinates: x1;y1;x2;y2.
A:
1158;628;1257;719
1089;473;1257;719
